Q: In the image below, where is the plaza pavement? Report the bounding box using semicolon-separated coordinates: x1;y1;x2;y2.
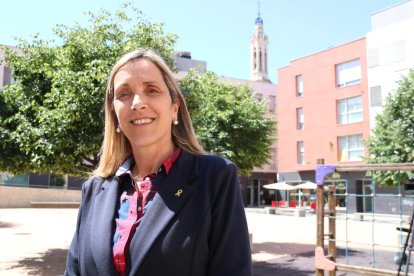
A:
0;208;410;275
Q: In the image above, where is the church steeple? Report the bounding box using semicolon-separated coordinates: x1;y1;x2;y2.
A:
250;2;270;83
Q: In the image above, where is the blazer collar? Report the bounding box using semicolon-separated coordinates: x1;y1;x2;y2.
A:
129;151;199;274
90;178;119;275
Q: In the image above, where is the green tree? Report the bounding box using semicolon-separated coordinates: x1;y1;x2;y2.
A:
0;3;177;176
0;4;276;177
367;69;414;186
180;71;276;176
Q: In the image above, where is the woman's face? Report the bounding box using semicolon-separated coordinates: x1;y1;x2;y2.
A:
113;59;179;151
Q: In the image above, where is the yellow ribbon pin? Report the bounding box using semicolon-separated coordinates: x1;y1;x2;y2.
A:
175;189;183;197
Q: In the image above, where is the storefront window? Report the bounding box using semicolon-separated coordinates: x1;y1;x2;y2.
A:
0;173;29;186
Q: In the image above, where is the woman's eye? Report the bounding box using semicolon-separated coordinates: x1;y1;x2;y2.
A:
116;92;130;99
147;87;160;94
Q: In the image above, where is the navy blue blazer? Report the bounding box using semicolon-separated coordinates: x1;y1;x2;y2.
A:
65;151;252;276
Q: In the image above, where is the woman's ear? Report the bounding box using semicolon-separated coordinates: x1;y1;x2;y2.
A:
173;101;180;116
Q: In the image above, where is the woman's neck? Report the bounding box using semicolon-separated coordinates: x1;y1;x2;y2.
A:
131;142;175;178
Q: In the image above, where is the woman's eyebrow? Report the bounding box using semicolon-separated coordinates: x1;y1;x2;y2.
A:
114;83;130;91
142;81;160;86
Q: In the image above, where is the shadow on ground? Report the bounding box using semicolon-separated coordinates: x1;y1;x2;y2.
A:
9;248;67;276
252;242;316;275
6;242;405;276
252;242;405;275
254;260;315;276
0;221;17;228
253;242;315;256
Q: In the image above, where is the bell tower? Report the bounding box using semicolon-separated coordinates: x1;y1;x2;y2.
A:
250;3;270;83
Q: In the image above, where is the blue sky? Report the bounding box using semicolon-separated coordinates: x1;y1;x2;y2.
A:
0;0;405;83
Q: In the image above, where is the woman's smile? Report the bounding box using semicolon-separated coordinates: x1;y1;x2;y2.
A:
131;118;155;125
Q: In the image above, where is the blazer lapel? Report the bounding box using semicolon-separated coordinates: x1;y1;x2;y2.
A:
90;178;119;275
129;152;199;274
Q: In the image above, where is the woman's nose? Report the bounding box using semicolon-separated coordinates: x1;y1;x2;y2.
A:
131;94;145;110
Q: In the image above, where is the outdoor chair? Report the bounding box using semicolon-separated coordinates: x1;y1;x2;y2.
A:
310;202;316;212
271;200;278;207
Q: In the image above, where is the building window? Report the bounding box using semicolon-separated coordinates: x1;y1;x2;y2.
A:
337;96;362;125
392;40;406;63
368;48;379;68
338;134;364;162
259;50;262;71
382;40;406;65
370;86;382;107
297;107;304;130
0;172;29;186
296;74;303;97
297;141;304;164
253;48;257;70
2;66;13;86
336;59;361;87
268;95;276;112
49;174;66;187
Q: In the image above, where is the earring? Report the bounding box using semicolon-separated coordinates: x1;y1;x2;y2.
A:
116;125;121;133
173;118;179;125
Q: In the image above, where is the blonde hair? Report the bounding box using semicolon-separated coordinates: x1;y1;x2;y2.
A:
94;49;205;178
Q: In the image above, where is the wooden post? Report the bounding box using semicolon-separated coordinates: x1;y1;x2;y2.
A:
327;184;336;276
316;184;325;276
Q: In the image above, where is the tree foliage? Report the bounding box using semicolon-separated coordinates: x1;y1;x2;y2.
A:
180;71;276;176
367;69;414;186
0;3;177;176
0;3;276;177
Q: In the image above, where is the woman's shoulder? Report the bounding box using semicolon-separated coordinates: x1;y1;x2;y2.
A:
195;153;237;172
197;153;230;163
81;175;110;194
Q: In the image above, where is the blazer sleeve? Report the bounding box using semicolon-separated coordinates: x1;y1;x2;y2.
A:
207;161;253;276
64;178;93;276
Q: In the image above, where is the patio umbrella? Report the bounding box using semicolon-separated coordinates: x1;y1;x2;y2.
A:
263;182;297;190
264;182;297;206
295;181;317;207
296;181;317;190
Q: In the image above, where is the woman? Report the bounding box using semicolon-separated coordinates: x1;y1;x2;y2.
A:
65;49;252;276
